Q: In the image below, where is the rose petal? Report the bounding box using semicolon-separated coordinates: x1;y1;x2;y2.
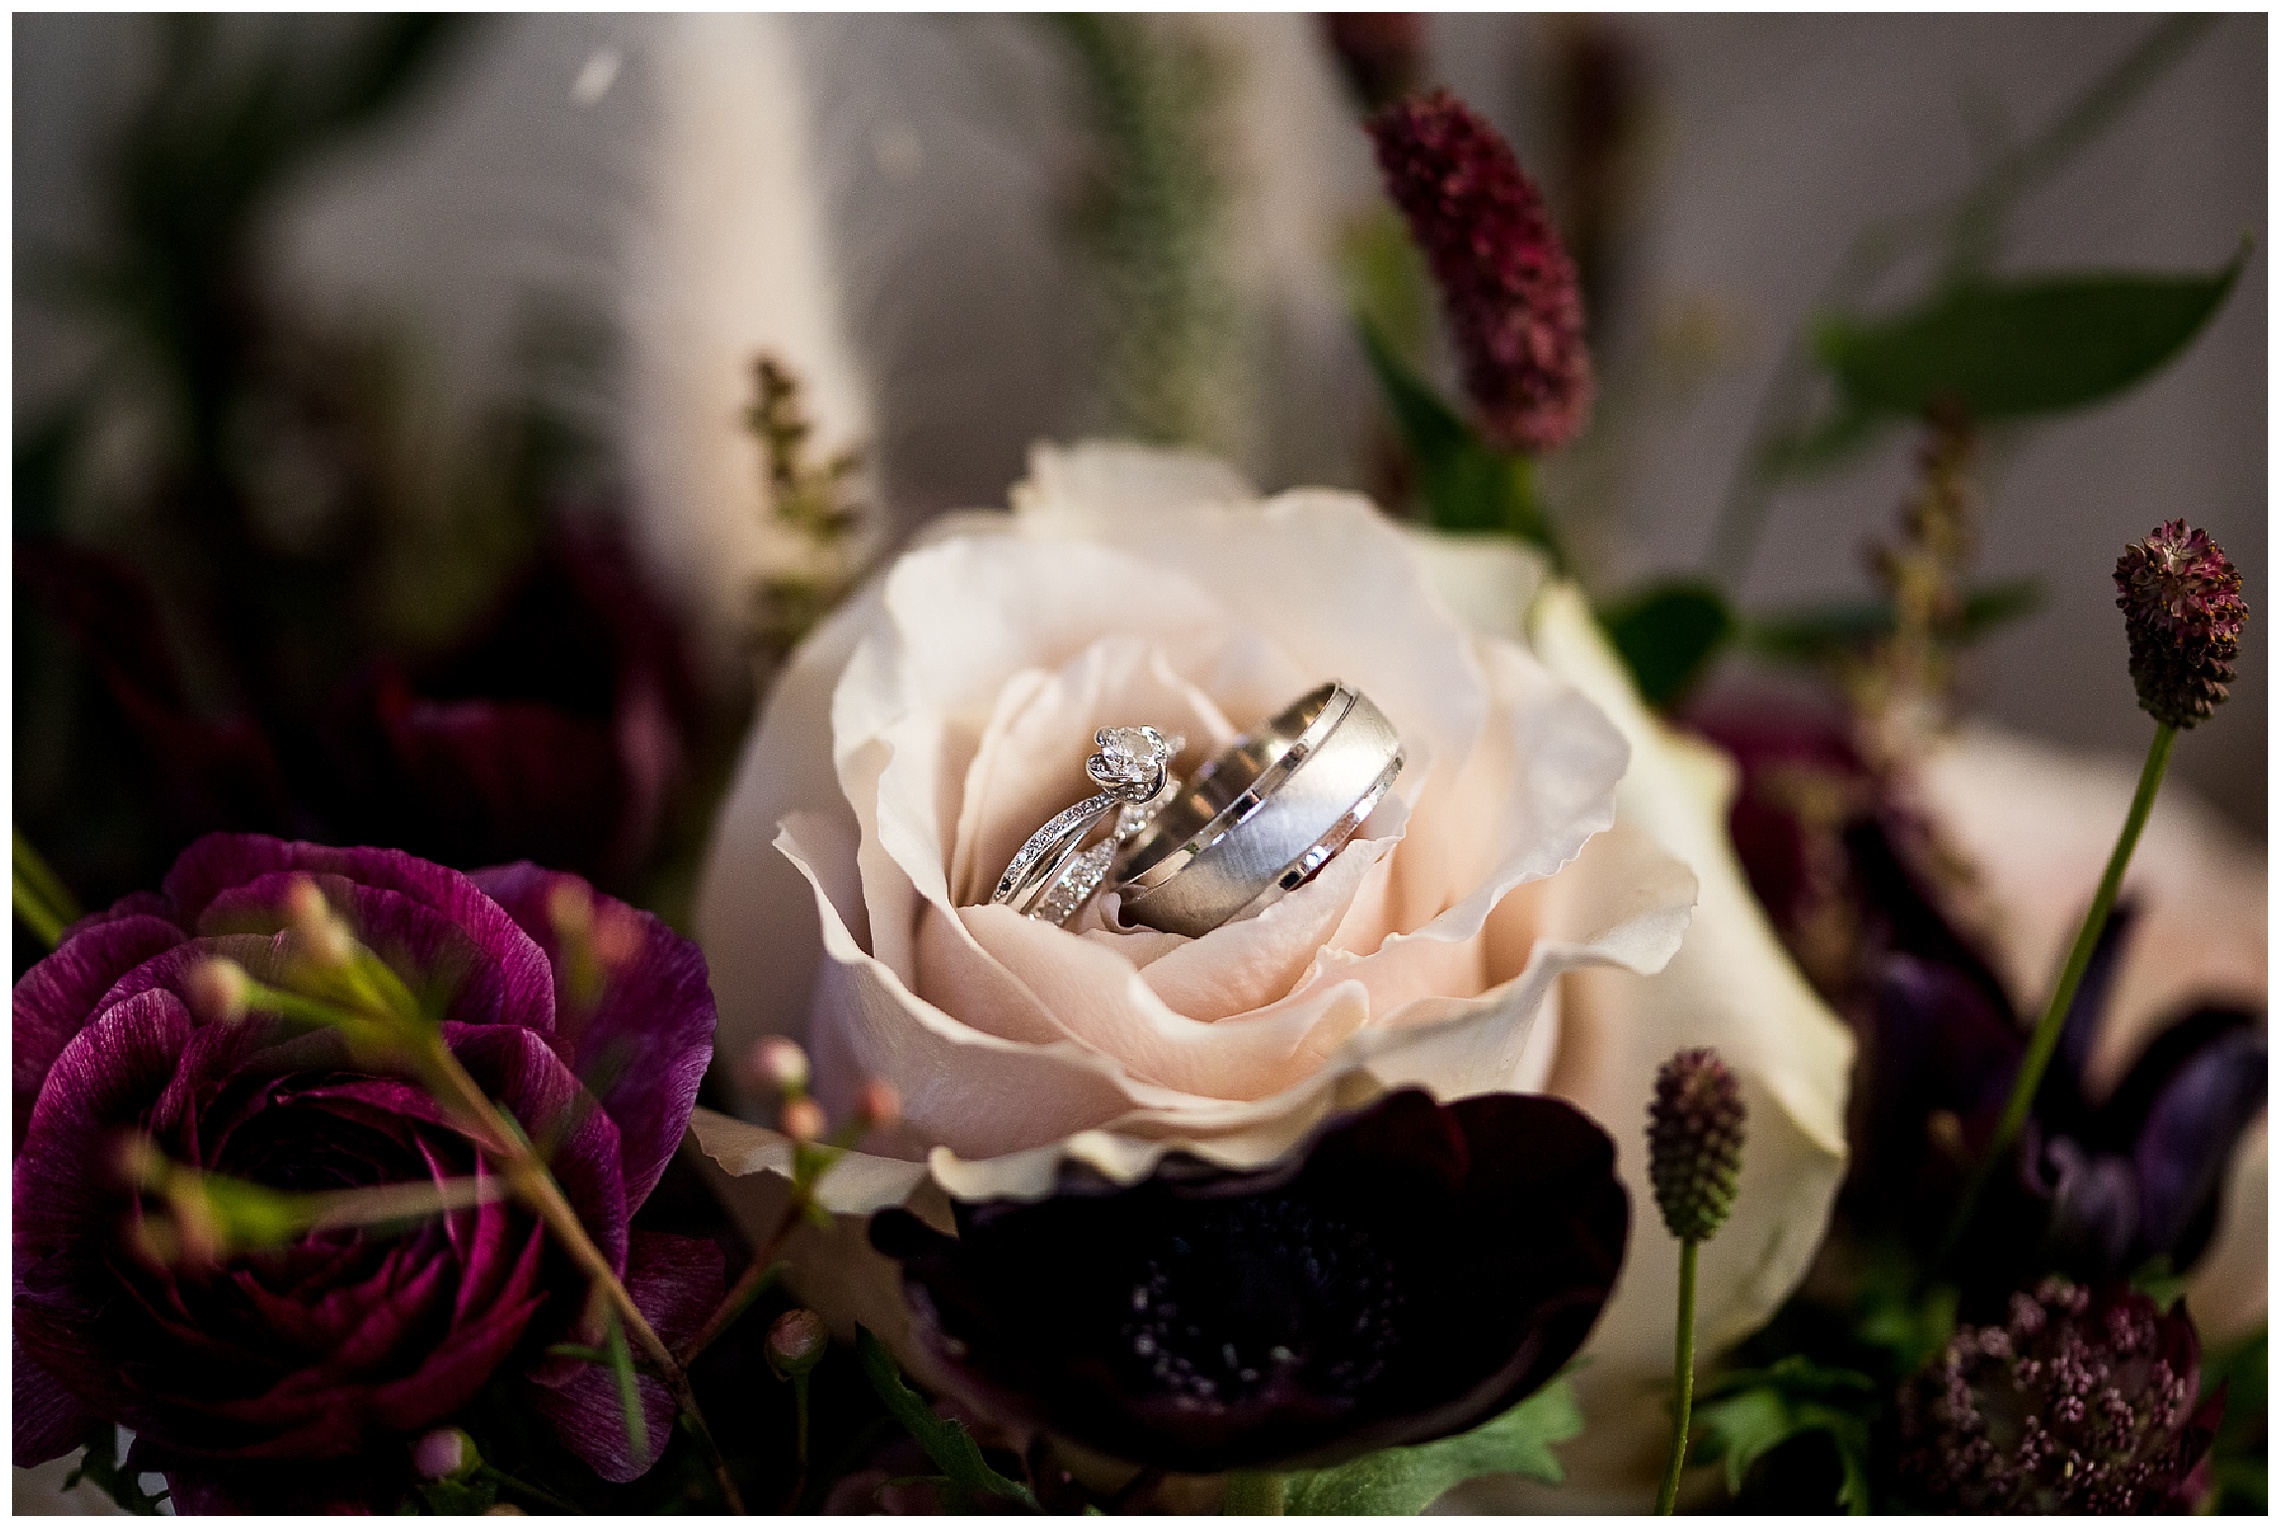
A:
471;864;718;1209
524;1230;724;1484
13;1332;94;1467
13;913;184;1147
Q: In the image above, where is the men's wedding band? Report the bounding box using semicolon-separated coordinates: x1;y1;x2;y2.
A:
1108;681;1402;939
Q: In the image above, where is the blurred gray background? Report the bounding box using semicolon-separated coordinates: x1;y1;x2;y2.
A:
15;12;2266;835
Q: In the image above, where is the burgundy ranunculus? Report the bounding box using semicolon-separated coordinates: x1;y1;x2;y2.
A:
869;1089;1627;1474
12;834;720;1509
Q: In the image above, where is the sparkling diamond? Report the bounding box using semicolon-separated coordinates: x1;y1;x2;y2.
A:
1094;726;1165;783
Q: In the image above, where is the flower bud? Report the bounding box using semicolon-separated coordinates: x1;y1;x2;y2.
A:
283;876;354;969
546;877;594;940
750;1036;810;1096
2113;519;2249;730
184;957;251;1024
412;1426;479;1482
1646;1047;1746;1243
856;1078;901;1132
1896;1278;2212;1512
766;1307;829;1380
779;1096;827;1144
1367;89;1593;454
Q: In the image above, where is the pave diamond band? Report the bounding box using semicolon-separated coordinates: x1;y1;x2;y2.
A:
992;726;1181;922
1107;682;1403;939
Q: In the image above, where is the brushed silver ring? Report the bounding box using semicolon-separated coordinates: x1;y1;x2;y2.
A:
1107;681;1402;938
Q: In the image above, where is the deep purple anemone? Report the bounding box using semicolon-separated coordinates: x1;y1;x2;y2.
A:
869;1089;1626;1474
12;834;720;1509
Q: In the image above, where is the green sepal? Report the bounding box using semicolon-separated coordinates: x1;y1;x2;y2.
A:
855;1325;1040;1511
1813;240;2249;419
1602;581;1736;709
1277;1377;1582;1515
1692;1356;1877;1514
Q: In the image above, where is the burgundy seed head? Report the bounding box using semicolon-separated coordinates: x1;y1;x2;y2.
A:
1367;89;1593;454
1646;1047;1746;1243
2114;519;2249;730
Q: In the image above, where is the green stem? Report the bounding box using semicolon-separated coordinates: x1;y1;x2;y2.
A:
1223;1471;1287;1515
1656;1238;1700;1514
1936;721;2175;1268
13;827;80;949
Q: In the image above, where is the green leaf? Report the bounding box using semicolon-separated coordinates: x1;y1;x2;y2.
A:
1741;578;2043;664
855;1326;1039;1511
1814;241;2249;419
1356;321;1561;559
1279;1378;1582;1515
1602;581;1736;709
1694;1357;1877;1514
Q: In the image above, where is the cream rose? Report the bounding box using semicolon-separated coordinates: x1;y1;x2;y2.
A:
693;442;1853;1507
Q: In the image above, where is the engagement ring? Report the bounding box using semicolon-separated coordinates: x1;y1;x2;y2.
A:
992;725;1182;923
1108;681;1402;938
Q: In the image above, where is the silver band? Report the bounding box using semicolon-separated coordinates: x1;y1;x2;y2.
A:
991;726;1181;921
1108;682;1403;938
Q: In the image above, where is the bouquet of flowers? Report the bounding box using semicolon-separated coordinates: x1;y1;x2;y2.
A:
14;14;2262;1517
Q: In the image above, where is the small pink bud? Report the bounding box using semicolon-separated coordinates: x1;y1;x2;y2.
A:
591;905;643;970
412;1426;478;1481
283;876;354;968
766;1307;829;1379
780;1096;827;1144
115;1133;171;1191
184;958;251;1024
546;877;594;940
856;1078;902;1132
750;1036;810;1095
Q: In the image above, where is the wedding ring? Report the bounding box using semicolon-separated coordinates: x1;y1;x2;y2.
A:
992;726;1182;922
1108;681;1403;938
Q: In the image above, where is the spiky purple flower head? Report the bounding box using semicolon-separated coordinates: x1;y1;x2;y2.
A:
1367;90;1593;455
2114;519;2248;730
1896;1278;2221;1512
1646;1047;1746;1243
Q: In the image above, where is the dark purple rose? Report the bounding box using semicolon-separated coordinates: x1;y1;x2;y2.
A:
870;1089;1627;1473
13;834;720;1509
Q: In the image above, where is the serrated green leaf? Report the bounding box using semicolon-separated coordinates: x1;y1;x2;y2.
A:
1694;1357;1877;1514
1741;577;2043;664
1602;581;1736;709
1279;1378;1582;1515
1814;241;2248;419
855;1326;1039;1511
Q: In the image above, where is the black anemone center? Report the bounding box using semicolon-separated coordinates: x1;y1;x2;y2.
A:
1113;1194;1403;1407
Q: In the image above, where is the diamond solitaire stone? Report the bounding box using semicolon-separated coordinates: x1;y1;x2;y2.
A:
1087;726;1174;799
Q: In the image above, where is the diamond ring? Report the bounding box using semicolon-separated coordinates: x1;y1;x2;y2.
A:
992;726;1183;923
1107;682;1402;938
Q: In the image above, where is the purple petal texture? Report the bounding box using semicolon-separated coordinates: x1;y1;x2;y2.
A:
12;913;184;1147
473;862;718;1208
526;1229;724;1483
11;832;714;1502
